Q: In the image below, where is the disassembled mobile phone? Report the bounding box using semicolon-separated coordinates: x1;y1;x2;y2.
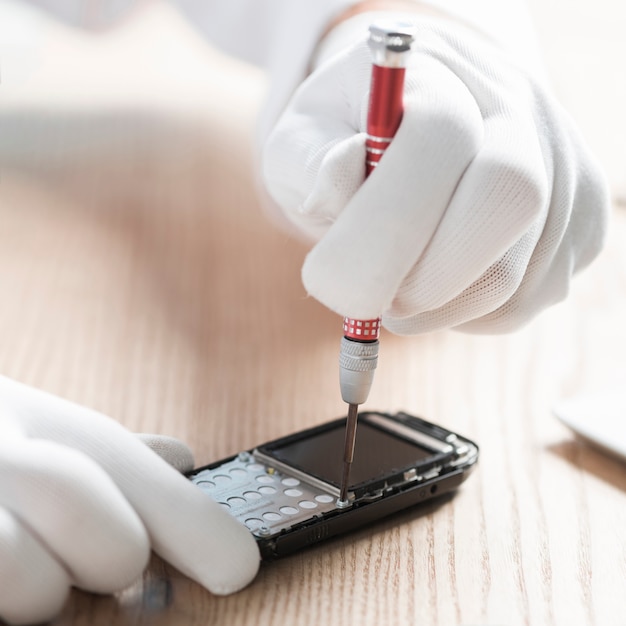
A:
188;411;478;559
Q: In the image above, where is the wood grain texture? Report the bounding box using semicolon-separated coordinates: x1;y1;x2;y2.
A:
1;5;625;625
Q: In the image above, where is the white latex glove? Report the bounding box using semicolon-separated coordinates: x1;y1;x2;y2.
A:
262;13;610;334
0;375;259;626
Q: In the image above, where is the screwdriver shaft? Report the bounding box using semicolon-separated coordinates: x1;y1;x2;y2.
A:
339;402;360;504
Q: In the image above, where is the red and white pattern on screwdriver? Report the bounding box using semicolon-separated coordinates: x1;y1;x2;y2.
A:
343;317;381;340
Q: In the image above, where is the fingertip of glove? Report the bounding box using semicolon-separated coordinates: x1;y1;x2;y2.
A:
159;489;261;597
193;522;261;596
136;434;195;473
204;558;261;596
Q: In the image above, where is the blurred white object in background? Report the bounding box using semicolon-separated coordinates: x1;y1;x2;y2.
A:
554;391;626;463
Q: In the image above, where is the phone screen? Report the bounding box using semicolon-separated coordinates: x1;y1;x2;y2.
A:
265;420;439;487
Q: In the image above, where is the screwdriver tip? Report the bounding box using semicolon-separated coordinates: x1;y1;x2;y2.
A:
337;403;360;507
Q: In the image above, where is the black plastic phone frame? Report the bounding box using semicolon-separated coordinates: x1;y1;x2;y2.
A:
189;411;479;560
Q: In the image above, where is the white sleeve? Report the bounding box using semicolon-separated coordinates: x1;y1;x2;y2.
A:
171;0;361;143
18;0;359;141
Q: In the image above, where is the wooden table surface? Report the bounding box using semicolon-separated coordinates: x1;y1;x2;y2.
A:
1;5;625;625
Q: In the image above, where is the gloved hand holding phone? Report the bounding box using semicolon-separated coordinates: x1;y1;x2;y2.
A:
0;376;259;626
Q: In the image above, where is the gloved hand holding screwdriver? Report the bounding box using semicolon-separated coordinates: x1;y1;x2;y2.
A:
0;0;609;623
263;1;608;334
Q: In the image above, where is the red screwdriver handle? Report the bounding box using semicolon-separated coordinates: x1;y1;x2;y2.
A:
343;46;409;342
365;64;407;176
